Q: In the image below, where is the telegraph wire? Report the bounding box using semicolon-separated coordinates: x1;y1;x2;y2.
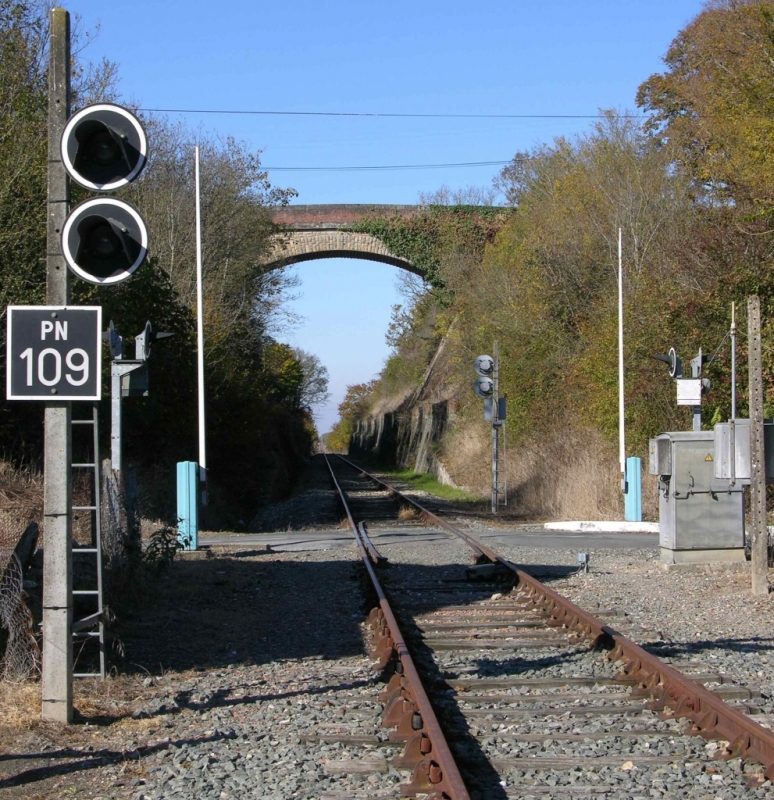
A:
264;159;516;172
141;107;647;120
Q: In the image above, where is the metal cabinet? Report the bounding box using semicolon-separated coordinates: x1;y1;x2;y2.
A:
648;431;745;564
713;419;774;483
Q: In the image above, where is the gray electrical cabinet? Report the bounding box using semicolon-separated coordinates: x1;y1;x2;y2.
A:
648;431;745;564
713;419;774;483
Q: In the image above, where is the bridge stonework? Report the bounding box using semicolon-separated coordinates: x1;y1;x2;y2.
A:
264;204;422;275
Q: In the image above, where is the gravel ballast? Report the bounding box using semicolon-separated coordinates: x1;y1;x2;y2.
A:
2;455;773;799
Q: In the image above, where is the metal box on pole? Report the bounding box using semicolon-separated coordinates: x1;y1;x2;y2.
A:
177;461;198;551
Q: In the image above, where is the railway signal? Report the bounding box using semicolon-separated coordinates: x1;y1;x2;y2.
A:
60;103;147;191
107;320;174;473
473;376;494;399
652;346;718;431
473;348;507;513
135;320;174;361
60;103;149;285
474;354;494;377
61;197;148;285
652;347;682;378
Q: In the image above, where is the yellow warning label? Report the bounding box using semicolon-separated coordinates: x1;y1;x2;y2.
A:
705;453;713;462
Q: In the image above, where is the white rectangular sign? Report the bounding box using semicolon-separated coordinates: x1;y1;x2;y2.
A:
6;306;102;400
676;378;702;406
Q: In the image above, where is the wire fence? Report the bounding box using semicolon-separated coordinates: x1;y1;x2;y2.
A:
0;513;40;682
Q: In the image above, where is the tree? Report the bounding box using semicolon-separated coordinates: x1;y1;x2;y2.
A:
326;381;378;452
292;349;330;410
0;1;119;458
0;3;316;517
637;0;774;220
418;184;498;206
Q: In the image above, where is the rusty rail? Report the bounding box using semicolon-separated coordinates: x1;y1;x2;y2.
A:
323;455;470;800
333;455;774;784
357;521;387;566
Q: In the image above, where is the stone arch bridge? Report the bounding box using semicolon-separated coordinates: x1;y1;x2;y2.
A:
265;205;423;276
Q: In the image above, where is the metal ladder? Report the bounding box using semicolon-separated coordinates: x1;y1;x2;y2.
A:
71;405;105;679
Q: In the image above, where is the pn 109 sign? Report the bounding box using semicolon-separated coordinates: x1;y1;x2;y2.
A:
6;306;102;400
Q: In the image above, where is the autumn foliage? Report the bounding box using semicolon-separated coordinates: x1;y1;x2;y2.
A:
333;1;774;514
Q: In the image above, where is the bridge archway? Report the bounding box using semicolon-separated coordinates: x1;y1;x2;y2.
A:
263;230;422;276
263;204;423;276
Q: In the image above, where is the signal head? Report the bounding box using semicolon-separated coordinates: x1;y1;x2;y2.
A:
652;346;683;379
473;377;494;399
474;355;495;377
62;197;148;285
135;320;175;360
61;103;148;191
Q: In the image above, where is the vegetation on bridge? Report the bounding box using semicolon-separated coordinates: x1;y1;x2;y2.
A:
346;205;510;295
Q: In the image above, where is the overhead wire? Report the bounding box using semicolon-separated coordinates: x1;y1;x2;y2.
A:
137;106;619;172
264;159;515;172
140;107;648;120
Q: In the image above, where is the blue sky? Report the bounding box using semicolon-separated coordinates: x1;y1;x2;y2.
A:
63;0;705;431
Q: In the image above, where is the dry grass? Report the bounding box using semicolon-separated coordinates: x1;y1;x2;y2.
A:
369;386;414;419
397;506;421;521
0;461;43;550
445;423;656;521
0;680;41;730
140;517;171;541
0;460;43;512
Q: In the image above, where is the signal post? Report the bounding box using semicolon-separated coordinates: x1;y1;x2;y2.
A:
42;7;72;722
473;347;507;514
27;7;150;721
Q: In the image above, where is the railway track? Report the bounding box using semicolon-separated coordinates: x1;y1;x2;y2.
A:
322;454;774;799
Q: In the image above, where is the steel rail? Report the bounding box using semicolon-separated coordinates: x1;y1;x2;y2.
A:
333;454;774;783
357;521;388;566
323;456;471;799
333;455;491;563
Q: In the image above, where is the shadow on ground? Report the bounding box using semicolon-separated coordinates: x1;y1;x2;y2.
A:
112;556;582;675
114;556;366;674
0;551;588;797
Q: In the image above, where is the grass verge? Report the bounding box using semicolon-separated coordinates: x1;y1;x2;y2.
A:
386;468;480;503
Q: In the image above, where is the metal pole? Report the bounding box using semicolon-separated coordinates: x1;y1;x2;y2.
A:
748;296;769;596
92;403;105;679
111;366;122;472
730;303;737;488
618;227;626;493
731;301;737;420
42;7;72;723
502;417;508;507
492;341;499;514
194;146;207;505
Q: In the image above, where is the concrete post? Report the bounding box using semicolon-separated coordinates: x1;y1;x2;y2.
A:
748;296;769;596
42;7;73;722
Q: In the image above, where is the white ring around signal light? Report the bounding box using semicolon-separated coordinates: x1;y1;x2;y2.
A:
60;103;148;191
61;197;149;286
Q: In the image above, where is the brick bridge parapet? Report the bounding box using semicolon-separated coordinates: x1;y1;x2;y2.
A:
270;204;421;230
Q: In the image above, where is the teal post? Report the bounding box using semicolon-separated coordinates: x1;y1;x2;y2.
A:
177;461;198;550
624;456;642;522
